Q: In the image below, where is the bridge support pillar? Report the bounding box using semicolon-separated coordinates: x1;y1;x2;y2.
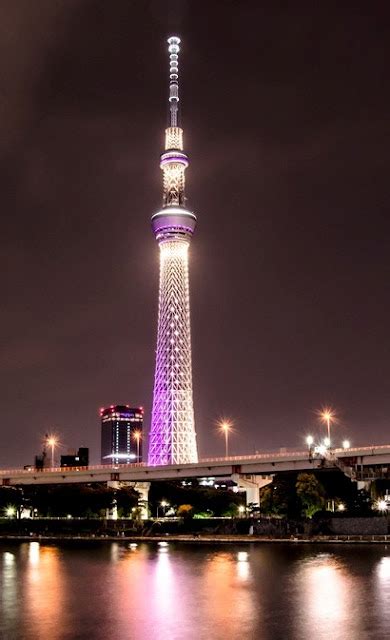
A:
231;474;273;507
106;480;150;520
131;481;151;519
357;479;373;493
107;480;119;520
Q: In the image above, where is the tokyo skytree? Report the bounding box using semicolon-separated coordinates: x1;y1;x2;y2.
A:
148;36;198;465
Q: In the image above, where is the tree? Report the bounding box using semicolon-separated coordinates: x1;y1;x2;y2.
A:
22;483;115;518
177;504;194;518
221;502;243;517
0;487;24;518
115;486;140;518
260;485;288;516
259;475;299;517
296;473;326;518
149;480;244;517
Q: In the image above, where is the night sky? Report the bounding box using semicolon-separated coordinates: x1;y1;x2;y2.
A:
1;1;389;467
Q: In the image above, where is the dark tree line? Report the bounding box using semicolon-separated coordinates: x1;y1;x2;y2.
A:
0;483;139;518
259;471;386;518
149;481;245;517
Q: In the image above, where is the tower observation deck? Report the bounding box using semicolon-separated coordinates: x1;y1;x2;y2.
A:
148;36;198;465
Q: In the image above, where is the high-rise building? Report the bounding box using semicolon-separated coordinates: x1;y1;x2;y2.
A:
148;36;198;466
100;405;143;465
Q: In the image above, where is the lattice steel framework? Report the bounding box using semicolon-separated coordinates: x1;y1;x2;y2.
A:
148;36;198;465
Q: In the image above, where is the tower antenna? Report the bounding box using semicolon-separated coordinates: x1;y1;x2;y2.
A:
167;35;180;127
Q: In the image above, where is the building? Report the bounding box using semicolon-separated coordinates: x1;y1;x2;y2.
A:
60;448;89;468
100;405;143;465
148;36;198;466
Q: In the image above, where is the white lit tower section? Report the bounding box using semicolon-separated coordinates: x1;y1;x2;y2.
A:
148;36;198;465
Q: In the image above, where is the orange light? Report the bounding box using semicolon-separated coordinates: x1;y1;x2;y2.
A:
319;407;335;423
218;419;233;434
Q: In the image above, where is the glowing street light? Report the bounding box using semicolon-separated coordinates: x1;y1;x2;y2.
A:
6;506;15;518
133;431;142;462
157;500;170;518
219;420;233;457
342;439;350;449
315;444;327;456
46;435;58;467
323;437;331;448
238;505;246;517
306;435;314;447
319;408;335;447
376;499;388;513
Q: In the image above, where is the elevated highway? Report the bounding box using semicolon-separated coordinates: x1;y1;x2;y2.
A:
1;444;389;486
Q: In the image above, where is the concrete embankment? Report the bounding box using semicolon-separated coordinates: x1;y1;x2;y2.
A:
0;533;389;544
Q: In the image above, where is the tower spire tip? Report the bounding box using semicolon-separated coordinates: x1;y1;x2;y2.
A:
167;35;181;127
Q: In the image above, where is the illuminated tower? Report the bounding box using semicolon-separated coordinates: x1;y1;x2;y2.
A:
148;36;198;465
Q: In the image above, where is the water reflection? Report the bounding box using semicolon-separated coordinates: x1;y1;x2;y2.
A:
202;552;258;639
1;550;17;634
28;540;40;566
24;543;67;639
375;555;390;633
154;545;175;615
236;550;251;582
293;552;364;639
377;555;390;580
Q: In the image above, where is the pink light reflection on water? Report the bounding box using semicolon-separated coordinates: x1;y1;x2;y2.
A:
292;552;364;640
105;545;259;640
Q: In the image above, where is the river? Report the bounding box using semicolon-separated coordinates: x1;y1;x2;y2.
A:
0;541;389;639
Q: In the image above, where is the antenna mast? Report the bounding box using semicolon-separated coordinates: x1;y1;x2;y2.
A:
168;36;180;126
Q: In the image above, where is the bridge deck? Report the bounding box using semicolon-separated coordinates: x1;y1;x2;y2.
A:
1;445;389;485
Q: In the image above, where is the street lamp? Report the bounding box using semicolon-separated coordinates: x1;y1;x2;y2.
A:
319;408;335;447
306;435;314;447
342;439;350;449
133;431;142;462
376;499;387;513
238;505;245;518
46;435;58;467
306;435;314;459
157;500;169;518
219;420;233;457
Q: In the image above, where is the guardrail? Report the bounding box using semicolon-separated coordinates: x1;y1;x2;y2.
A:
0;451;312;476
1;444;390;476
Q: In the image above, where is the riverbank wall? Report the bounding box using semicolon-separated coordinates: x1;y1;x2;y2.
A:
1;515;389;538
